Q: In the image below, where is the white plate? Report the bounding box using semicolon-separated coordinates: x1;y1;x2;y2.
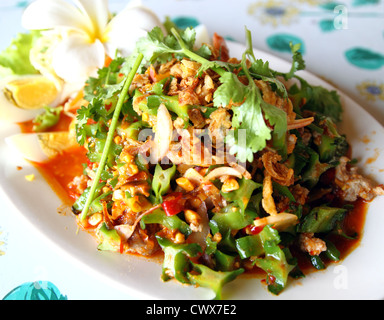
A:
1;41;384;300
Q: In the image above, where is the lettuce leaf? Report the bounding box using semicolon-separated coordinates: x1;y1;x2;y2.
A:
0;31;41;76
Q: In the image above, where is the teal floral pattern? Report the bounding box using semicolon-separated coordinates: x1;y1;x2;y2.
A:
266;34;305;54
172;16;200;29
3;281;67;300
0;1;31;9
352;0;380;5
248;0;382;32
345;48;384;70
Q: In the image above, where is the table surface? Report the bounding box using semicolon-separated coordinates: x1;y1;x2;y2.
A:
1;0;383;300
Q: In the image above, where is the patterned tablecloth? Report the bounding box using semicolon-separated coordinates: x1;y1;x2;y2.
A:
0;0;383;300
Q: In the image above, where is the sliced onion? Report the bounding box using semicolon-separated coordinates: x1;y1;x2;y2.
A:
253;213;298;231
115;204;162;241
114;224;135;242
184;168;206;185
205;166;243;181
151;104;173;163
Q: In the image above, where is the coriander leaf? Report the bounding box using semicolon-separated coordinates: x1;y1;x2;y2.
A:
261;100;288;155
213;72;246;107
249;59;288;98
244;27;287;97
232;88;272;160
283;42;306;80
84;57;125;101
290;78;343;123
136;26;177;64
304;86;343;123
32;106;63;132
133;26;225;76
213;71;271;163
76;97;108;146
180;27;197;50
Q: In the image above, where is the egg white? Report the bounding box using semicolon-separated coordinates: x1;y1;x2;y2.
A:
5;133;50;162
5;130;78;163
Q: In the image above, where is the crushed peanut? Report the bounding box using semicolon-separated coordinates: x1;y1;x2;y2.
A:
176;177;195;192
221;177;239;193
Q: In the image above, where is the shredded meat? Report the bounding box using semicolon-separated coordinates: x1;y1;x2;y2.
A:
126;227;159;256
188;108;206;129
68;175;89;196
167;59;219;106
208;108;232;146
299;232;327;256
195;74;216;103
335;156;384;202
290;184;310;205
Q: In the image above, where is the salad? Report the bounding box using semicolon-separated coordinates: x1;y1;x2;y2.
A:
1;1;384;300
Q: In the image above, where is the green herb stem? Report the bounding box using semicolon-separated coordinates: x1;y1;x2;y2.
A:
80;53;144;221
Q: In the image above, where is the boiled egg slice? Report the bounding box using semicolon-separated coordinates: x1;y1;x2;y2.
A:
0;74;64;123
5;131;78;163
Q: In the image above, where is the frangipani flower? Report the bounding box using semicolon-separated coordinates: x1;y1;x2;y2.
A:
22;0;164;84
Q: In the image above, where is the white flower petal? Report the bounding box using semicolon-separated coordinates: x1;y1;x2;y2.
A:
104;5;165;57
112;5;164;33
73;0;109;38
22;0;93;36
51;34;105;84
105;28;148;58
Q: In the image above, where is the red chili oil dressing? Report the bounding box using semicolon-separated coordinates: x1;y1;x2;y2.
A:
33;146;88;205
242;198;369;279
19;113;88;205
293;198;368;274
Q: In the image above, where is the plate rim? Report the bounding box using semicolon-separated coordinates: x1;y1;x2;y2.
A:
1;40;384;300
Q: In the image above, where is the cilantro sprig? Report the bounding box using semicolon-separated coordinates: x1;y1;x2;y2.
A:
80;53;144;221
213;28;288;162
129;26;305;163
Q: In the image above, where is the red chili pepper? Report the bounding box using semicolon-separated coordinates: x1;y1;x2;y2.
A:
249;225;264;235
105;102;113;111
267;275;276;285
86;157;94;169
162;192;184;216
119;239;124;254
